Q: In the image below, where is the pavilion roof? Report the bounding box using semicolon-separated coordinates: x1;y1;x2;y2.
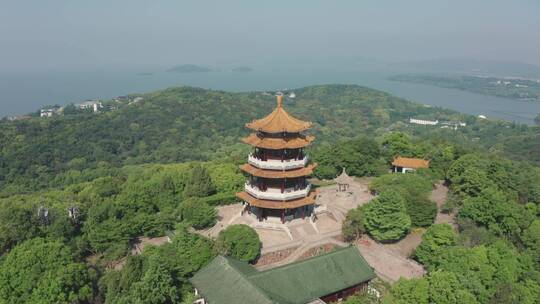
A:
236;190;317;209
392;157;430;169
246;95;312;133
240;163;317;179
334;168;354;185
190;246;375;304
242;133;315;149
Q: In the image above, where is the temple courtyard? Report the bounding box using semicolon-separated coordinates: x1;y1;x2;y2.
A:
197;175;452;282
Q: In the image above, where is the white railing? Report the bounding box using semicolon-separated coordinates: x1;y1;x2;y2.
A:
248;154;308;170
244;183;311;201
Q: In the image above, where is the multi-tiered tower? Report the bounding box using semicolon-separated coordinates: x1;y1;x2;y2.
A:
236;94;317;223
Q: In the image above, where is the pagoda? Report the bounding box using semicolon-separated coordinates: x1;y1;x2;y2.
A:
236;94;317;223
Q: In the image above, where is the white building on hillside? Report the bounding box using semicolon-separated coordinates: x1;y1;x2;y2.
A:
409;118;439;126
40;109;54;117
40;107;62;118
76;100;103;112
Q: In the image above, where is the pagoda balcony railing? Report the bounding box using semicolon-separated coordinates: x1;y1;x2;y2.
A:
248;154;308;170
244;183;311;201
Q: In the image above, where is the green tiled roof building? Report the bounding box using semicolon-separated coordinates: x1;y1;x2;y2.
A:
190;246;375;304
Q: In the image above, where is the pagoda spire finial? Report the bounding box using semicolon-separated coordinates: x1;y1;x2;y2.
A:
276;94;283;108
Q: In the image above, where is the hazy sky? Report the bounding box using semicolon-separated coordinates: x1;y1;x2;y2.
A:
1;0;540;71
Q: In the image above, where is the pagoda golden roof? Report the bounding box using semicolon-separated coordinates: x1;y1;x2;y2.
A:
236;190;317;209
239;163;317;179
246;95;312;133
242;133;315;149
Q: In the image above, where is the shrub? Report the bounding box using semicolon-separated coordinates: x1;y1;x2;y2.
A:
177;198;217;229
183;164;216;198
406;197;437;227
415;224;456;266
363;190;411;241
215;225;261;262
342;207;366;241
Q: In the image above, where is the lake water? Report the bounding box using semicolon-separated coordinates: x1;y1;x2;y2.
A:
1;66;540;124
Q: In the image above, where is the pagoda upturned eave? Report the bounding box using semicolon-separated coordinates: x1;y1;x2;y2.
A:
239;163;317;179
242;133;315;149
236;190;317;209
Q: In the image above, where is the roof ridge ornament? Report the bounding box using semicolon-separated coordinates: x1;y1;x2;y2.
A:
276;94;283;108
245;92;312;133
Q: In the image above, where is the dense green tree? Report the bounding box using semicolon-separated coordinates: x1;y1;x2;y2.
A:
158;227;215;277
100;228;213;304
428;271;479;304
460;187;532;236
206;162;244;193
381;132;415;159
521;220;540;262
334;137;383;177
183;164;216;198
177;197;217;229
313;137;384;179
342;207;366;241
390;278;429;304
415;224;456;266
447;154;488;183
369;174;436;227
425;241;533;303
452;168;492;198
100;256;145;304
128;262;180;304
489;282;540;304
312;145;340;179
0;202;41;253
0;238;95;304
82;201;132;258
427;245;495;302
457;218;497;248
406;197;437;227
369;174;433;198
363;190;411;241
215;224;261;262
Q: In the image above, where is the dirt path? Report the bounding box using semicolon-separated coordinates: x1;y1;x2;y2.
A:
353;182;454;282
432;182;457;228
384;229;424;258
356;236;425;282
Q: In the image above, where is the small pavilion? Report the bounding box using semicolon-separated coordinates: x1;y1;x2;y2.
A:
334;168;354;192
392;156;430;173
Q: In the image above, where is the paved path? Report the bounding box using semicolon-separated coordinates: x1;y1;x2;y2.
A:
257;234;347;270
198;178;454;282
432;182;457;228
356;236;425;282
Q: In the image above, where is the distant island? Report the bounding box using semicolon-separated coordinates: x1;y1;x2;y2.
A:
231;66;253;72
389;74;540;102
166;64;212;73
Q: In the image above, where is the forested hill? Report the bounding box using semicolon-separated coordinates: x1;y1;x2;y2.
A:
0;84;540;304
0;84;539;193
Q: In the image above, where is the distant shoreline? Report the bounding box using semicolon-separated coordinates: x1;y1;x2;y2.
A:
389;74;540;102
